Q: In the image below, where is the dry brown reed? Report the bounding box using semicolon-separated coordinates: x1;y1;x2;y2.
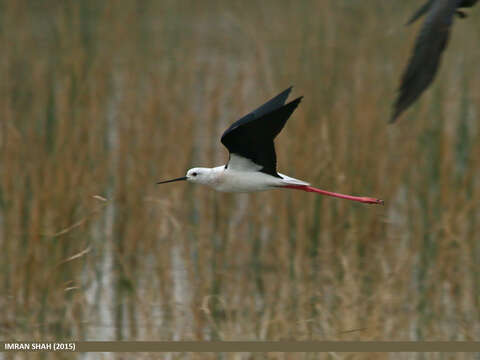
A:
1;0;480;359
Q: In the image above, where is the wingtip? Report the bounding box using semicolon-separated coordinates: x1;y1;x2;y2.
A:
390;98;409;123
389;97;403;123
405;18;416;26
389;112;399;124
289;95;303;105
282;86;293;97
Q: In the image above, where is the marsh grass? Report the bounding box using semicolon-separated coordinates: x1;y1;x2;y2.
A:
1;0;480;358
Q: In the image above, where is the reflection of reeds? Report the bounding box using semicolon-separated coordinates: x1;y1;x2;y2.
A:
1;0;480;350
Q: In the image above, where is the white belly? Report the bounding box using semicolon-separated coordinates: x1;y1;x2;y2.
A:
211;169;283;192
208;168;309;193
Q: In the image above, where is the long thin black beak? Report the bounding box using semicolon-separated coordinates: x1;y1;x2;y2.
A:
157;176;187;184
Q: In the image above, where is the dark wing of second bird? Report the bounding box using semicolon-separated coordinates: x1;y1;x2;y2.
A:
391;0;461;123
221;87;302;178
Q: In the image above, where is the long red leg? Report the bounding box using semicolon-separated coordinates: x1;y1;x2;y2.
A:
282;185;384;205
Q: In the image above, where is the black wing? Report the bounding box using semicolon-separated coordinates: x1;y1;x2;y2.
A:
391;0;460;123
222;87;292;136
221;89;302;177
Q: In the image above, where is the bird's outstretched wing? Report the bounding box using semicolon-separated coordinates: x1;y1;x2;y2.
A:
221;88;302;177
391;0;460;123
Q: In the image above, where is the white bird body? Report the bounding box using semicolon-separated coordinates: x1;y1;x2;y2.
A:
187;164;309;193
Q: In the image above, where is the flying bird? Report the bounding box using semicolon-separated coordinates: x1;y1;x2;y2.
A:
158;87;383;205
390;0;477;123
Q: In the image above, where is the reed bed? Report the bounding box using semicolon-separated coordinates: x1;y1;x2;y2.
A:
1;0;480;359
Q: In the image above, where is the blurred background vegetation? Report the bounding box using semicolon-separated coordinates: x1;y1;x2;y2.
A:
1;0;480;358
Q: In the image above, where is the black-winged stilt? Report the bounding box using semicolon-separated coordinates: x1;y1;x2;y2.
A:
158;87;384;205
391;0;478;122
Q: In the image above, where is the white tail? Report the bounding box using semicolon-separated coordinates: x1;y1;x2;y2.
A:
278;173;310;186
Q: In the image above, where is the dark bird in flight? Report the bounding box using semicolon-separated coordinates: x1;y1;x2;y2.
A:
390;0;478;123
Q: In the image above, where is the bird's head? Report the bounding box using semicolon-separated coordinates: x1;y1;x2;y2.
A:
185;167;211;184
157;167;211;186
